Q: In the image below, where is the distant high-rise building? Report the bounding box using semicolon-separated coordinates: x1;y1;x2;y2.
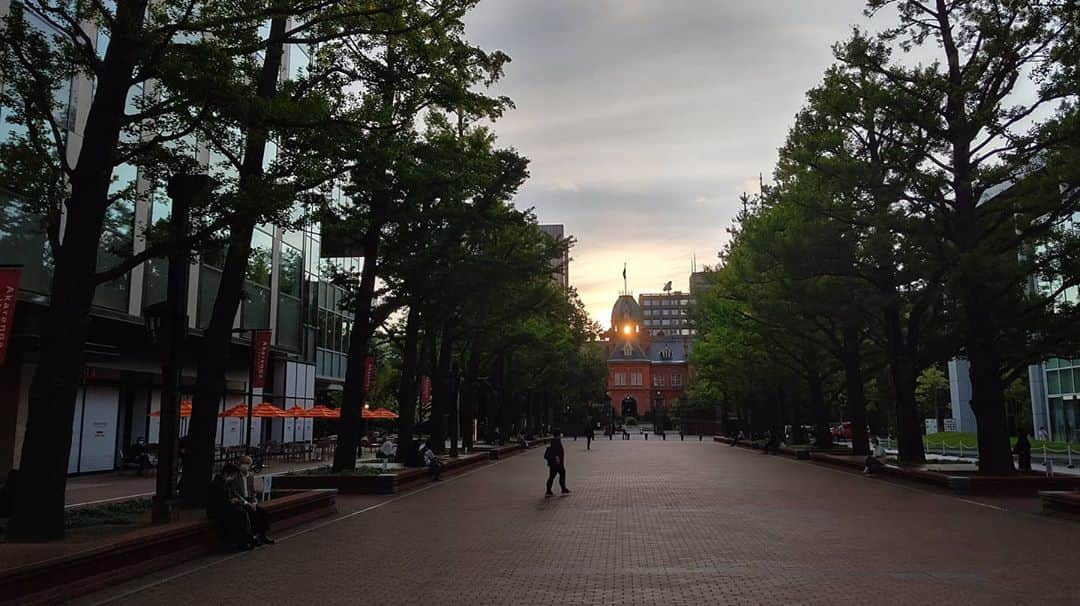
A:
639;290;696;338
539;224;570;292
689;270;713;296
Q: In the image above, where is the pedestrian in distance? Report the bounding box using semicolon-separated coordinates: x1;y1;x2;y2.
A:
544;430;570;497
584;424;594;451
1014;429;1032;472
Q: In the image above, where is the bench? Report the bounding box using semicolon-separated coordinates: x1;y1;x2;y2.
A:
0;489;337;606
1040;490;1080;518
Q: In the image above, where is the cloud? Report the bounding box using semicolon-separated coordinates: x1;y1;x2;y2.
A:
465;0;870;326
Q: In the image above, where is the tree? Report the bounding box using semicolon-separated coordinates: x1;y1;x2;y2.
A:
848;0;1080;473
915;367;950;431
324;5;513;469
1;0;264;540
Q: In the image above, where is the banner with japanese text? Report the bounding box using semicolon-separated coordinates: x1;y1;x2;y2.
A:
364;356;376;392
251;329;273;389
0;267;22;366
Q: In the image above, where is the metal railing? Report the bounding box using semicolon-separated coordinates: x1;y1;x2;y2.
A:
881;437;1076;468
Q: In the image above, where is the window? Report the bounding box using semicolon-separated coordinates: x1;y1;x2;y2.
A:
653;374;664;387
660;347;672;361
614;373;627;386
631;372;643;386
622;343;633;357
671;374;683;387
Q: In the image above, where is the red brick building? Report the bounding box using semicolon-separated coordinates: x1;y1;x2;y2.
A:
605;294;691;421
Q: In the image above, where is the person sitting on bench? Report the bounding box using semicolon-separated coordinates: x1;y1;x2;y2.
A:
208;463;256;551
126;437;154;476
231;455;274;545
863;437;886;475
419;441;442;480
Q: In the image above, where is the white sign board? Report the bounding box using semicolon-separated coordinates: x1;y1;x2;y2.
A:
943;418;958;433
925;419;939;435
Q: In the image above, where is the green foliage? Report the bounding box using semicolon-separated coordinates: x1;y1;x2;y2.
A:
915;367;950;420
624;417;638;427
65;499;152;530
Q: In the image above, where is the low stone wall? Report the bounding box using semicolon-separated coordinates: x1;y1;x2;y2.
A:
0;489;338;606
1040;490;1080;518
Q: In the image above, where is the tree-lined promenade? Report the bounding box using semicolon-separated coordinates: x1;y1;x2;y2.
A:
0;0;605;542
691;1;1080;471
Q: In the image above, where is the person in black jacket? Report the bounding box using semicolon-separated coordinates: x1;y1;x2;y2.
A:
544;431;570;497
207;464;256;551
584;424;594;451
1014;430;1033;472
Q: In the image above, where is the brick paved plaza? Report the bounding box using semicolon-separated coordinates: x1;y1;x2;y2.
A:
75;440;1080;606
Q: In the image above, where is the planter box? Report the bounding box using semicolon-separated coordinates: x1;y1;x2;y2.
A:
274;473;397;495
948;475;1080;496
1;490;336;606
1040;490;1080;517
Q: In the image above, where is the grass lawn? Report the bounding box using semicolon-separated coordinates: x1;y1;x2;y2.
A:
922;431;1078;453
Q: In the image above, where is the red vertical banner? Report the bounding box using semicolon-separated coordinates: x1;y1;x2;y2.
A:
420;375;431;404
0;267;22;366
251;329;273;389
363;356;376;392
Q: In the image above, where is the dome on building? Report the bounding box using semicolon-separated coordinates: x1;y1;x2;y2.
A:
610;295;644;338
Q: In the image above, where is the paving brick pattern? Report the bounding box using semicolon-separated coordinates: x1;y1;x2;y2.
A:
75;440;1080;605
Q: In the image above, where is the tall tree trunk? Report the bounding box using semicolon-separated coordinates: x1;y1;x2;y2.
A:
965;297;1015;474
805;357;832;449
883;298;926;464
332;199;387;471
461;346;479;452
8;0;149;541
807;373;829;449
395;303;421;466
430;321;453;453
842;324;870;456
182;17;287;504
936;0;1011;473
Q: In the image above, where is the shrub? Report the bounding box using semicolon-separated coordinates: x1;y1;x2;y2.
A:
625;417;638;426
65;498;152;529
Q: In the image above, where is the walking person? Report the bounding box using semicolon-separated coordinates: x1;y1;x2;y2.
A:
544;430;570;497
1014;429;1032;472
584;424;594;451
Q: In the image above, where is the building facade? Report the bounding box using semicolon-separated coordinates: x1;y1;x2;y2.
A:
604;287;693;422
639;290;696;338
539;224;570;292
0;9;354;474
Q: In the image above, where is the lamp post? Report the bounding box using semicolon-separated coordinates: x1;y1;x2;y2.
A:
145;174;212;525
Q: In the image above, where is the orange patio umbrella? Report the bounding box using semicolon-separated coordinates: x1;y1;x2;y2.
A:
368;407;398;420
307;405;341;419
249;402;290;418
150;401;193;417
284;405;308;417
219;404;250;418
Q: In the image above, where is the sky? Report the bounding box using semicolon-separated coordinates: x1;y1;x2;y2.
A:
464;0;871;328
